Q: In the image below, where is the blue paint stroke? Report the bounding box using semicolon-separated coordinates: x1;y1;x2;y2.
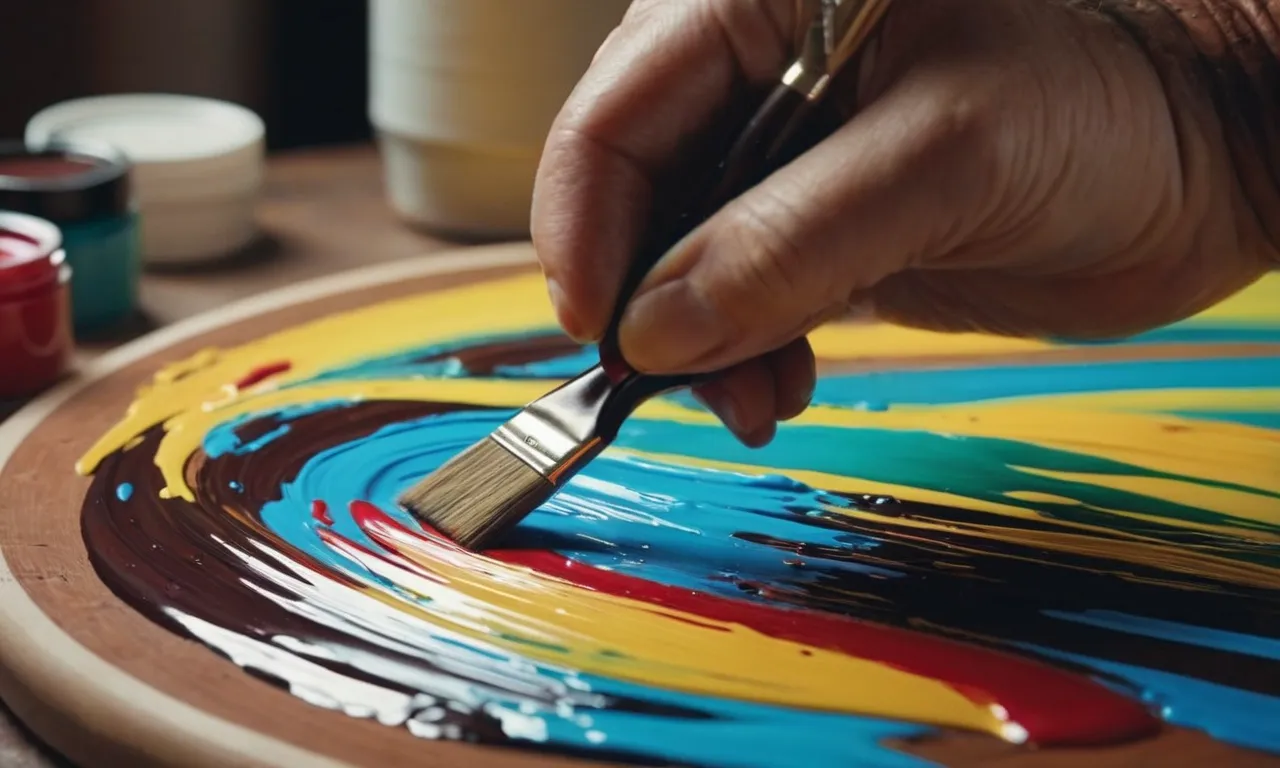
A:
1044;610;1280;662
204;401;349;458
260;411;897;616
808;356;1280;409
115;482;133;502
1060;325;1280;346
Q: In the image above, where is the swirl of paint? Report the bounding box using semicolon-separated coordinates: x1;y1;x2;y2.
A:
78;273;1280;766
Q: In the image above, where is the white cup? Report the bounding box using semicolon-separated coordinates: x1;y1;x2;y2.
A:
26;94;265;265
369;0;630;238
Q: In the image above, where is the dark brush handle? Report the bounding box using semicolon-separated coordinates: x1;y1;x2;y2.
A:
597;83;814;383
596;367;712;440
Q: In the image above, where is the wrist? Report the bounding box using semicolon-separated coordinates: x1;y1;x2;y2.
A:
1099;0;1280;265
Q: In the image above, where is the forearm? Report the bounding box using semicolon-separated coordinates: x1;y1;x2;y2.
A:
1098;0;1280;264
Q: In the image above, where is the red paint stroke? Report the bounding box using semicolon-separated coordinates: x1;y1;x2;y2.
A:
233;360;292;390
343;501;1160;747
311;499;334;526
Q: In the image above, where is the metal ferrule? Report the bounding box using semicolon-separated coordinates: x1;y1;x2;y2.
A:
488;364;620;482
489;411;582;479
782;62;831;101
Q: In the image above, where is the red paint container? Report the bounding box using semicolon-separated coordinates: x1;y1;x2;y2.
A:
0;211;72;400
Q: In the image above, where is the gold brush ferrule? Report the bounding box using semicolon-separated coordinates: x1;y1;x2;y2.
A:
784;10;832;101
781;61;831;101
786;0;890;101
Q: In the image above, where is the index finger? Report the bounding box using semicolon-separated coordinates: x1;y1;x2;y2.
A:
530;0;796;341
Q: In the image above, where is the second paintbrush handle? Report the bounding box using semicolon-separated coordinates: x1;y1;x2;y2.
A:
597;83;814;382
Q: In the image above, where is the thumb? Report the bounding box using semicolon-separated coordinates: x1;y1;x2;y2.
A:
617;78;996;374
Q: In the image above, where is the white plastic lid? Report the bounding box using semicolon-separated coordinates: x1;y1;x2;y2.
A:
25;94;265;203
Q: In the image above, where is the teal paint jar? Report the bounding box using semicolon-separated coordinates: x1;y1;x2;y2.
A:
0;141;140;336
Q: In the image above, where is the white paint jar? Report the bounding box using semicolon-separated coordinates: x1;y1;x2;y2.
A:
26;94;265;266
369;0;630;238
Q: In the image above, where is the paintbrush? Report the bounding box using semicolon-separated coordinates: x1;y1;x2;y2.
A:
399;0;891;550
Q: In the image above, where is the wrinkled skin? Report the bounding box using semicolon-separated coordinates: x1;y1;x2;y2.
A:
531;0;1275;446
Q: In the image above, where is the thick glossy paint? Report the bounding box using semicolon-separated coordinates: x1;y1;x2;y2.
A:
341;501;1155;745
76;271;1280;766
233;360;292;390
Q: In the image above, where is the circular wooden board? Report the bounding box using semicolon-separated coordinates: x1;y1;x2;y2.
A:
0;242;1275;768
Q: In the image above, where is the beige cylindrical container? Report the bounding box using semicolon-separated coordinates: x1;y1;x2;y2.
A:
369;0;630;238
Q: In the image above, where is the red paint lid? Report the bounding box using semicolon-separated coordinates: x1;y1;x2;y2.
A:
0;211;65;301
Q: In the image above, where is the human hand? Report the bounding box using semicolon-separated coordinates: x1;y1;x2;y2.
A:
531;0;1276;446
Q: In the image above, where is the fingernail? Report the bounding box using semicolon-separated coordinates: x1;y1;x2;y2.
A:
619;279;728;371
546;278;586;341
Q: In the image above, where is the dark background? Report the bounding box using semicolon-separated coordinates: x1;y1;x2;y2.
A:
0;0;372;151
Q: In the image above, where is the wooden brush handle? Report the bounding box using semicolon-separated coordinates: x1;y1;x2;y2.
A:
597;83;814;382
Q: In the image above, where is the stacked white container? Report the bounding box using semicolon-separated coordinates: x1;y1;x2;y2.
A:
25;94;266;266
369;0;629;238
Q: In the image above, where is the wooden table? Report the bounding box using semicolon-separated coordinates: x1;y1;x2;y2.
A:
92;144;479;347
0;143;478;766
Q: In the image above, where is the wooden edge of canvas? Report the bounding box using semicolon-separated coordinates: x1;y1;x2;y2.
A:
0;242;539;768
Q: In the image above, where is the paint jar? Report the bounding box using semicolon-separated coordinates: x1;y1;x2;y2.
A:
26;95;265;266
368;0;629;238
0;141;139;336
0;211;72;400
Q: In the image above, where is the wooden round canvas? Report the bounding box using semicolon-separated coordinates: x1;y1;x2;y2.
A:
0;242;1277;768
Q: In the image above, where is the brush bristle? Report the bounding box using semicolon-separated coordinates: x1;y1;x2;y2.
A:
397;437;552;550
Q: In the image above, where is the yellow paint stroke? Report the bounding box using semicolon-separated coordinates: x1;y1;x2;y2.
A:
82;366;1280;514
79;273;563;475
316;521;1005;737
1192;271;1280;321
1000;490;1280;542
82;268;1280;479
77;267;1280;532
788;403;1280;499
807;322;1053;359
1016;468;1280;533
1004;491;1082;506
805;273;1280;359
